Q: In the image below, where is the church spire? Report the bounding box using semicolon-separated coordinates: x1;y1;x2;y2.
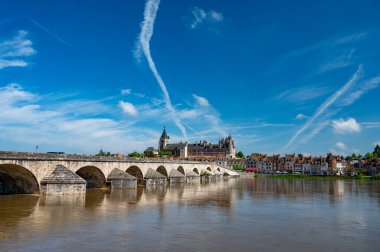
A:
160;126;169;139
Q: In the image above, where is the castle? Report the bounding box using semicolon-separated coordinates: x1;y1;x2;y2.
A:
158;127;236;159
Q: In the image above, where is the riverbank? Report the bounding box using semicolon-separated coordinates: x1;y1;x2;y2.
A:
265;174;380;180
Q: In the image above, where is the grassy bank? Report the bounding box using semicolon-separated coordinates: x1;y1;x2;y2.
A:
267;174;377;180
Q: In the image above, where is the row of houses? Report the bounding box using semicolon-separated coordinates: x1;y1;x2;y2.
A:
221;153;380;175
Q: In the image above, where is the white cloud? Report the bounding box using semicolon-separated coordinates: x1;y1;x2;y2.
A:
0;59;27;68
332;118;361;134
331;142;359;156
193;94;209;107
0;30;36;69
119;101;138;116
296;113;307;120
0;83;160;154
336;142;348;151
190;7;224;29
121;89;131;95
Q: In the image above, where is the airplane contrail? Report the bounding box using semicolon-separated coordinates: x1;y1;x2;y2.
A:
27;17;76;50
134;0;187;138
281;64;363;152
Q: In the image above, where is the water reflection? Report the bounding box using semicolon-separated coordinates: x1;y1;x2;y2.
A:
1;178;380;252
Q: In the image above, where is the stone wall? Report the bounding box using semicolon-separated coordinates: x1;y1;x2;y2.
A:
109;179;137;189
169;177;187;183
41;183;86;195
144;178;167;186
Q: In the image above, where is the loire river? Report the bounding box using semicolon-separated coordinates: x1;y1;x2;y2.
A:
1;177;379;252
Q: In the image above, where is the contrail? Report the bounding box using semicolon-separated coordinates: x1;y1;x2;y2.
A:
135;0;187;138
281;64;363;152
27;17;76;50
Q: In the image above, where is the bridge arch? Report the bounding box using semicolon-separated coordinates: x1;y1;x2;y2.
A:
177;166;185;175
206;167;212;172
156;166;168;177
126;166;143;184
0;164;39;194
76;166;106;188
217;167;221;172
193;167;199;175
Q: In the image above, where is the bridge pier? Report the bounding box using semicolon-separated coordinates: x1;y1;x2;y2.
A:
144;168;167;186
40;165;86;195
107;168;137;189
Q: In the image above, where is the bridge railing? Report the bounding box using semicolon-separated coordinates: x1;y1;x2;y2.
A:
0;151;227;165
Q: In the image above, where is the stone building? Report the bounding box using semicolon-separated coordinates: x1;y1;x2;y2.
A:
158;127;236;159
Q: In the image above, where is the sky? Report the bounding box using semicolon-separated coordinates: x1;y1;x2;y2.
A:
0;0;379;156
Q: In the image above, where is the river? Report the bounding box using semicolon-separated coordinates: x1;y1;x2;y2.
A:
1;177;379;251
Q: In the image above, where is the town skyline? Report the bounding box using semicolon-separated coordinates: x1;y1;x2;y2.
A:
0;0;379;156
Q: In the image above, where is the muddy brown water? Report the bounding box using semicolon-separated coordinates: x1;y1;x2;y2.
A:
1;177;379;252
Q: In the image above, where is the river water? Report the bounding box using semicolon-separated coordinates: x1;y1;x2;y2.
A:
1;177;379;252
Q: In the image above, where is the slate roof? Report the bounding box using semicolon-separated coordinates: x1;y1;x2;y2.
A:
41;165;86;184
107;168;136;180
160;127;169;139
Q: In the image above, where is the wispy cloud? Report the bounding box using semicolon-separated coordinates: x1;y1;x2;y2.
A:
362;122;380;129
278;32;367;65
336;142;349;151
134;0;187;138
0;83;158;153
331;141;359;156
121;89;131;95
277;85;330;103
332;118;361;134
319;49;355;73
341;75;380;106
192;94;209;107
189;7;224;29
27;17;75;49
0;30;36;69
282;65;363;152
300;120;330;144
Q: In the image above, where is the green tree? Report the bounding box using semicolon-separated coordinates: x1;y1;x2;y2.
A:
236;151;245;158
128;152;142;158
373;144;380;158
96;149;111;156
159;151;172;156
232;165;245;171
365;152;374;159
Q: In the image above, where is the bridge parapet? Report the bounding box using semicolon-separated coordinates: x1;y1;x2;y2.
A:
0;151;218;165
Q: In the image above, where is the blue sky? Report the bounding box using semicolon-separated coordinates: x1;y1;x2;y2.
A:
0;0;379;156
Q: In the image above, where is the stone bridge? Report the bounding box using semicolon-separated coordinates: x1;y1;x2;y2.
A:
0;151;239;194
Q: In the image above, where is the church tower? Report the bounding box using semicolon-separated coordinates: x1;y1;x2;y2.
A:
158;127;170;152
226;135;236;158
